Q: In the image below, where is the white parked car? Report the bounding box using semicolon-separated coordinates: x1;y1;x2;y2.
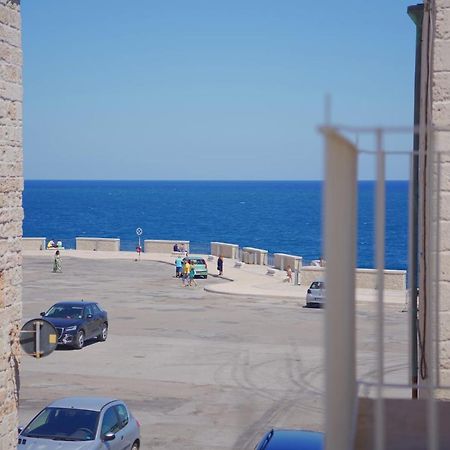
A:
305;281;326;308
18;397;140;449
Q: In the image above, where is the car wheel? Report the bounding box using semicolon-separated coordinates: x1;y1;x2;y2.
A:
131;440;139;450
75;330;85;349
204;275;208;279
98;323;108;341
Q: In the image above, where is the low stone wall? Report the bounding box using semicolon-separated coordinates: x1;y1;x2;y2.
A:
22;237;46;251
144;239;189;254
300;266;406;290
274;253;303;271
355;268;406;290
301;267;325;286
242;247;268;265
210;242;239;259
76;237;120;251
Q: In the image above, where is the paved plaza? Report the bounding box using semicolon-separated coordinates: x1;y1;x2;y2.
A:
20;253;409;449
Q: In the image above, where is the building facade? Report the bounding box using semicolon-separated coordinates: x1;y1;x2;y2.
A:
431;0;450;390
0;0;23;448
417;0;450;393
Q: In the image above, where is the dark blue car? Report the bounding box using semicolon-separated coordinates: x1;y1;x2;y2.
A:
40;301;108;349
255;429;324;450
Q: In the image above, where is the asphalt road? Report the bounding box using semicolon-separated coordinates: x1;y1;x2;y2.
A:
19;254;409;449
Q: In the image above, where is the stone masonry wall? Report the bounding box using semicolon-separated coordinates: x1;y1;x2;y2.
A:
431;0;450;389
0;0;22;449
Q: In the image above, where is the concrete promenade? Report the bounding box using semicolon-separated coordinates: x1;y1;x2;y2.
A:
23;249;408;305
19;251;409;449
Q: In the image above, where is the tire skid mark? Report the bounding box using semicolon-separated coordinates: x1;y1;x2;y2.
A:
232;342;325;449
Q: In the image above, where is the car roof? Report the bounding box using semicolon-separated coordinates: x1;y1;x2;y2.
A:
257;429;324;450
47;397;119;412
184;255;205;260
52;301;96;307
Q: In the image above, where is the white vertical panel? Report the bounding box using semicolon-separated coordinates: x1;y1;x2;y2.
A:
375;130;386;450
323;128;358;450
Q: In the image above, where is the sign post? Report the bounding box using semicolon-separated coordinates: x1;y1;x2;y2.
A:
136;227;143;260
20;318;58;358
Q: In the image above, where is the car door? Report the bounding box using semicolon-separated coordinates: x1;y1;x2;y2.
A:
84;305;95;339
114;404;135;449
92;303;104;336
100;406;122;450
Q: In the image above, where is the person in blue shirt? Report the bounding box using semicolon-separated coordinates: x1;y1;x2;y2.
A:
175;256;183;278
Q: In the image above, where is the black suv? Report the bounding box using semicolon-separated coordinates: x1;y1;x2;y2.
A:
40;301;108;349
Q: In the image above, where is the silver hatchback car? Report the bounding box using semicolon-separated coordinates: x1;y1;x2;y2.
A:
305;281;326;308
18;397;140;450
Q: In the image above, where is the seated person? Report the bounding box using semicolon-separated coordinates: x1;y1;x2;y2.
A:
47;240;55;249
173;243;180;252
56;241;63;248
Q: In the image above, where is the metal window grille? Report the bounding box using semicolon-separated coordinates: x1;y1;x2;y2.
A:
322;125;450;450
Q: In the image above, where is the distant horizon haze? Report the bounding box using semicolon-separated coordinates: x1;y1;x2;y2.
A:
23;177;410;182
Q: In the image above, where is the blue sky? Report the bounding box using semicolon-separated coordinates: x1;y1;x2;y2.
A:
22;0;417;180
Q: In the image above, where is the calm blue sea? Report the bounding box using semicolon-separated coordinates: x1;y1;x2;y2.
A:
22;180;409;270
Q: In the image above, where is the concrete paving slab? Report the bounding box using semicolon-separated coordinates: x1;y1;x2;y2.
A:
19;252;409;449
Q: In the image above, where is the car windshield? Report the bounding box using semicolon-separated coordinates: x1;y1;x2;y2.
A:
45;305;84;320
189;259;205;265
22;407;99;441
310;282;324;290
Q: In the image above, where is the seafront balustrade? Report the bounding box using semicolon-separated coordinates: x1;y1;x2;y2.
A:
22;237;46;251
144;239;190;254
21;236;406;290
76;237;120;251
210;242;239;259
273;253;303;272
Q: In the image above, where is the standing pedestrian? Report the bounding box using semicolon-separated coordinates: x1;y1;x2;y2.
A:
52;250;62;273
285;265;293;283
217;255;224;276
182;259;191;287
189;261;198;287
175;255;183;278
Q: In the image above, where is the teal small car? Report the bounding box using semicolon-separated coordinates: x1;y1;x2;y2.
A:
184;256;208;279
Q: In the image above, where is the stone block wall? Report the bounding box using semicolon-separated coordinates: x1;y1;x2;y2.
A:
210;242;238;259
76;237;120;251
273;253;302;271
144;239;189;254
432;1;450;389
22;237;45;251
241;247;268;265
0;0;23;448
300;266;406;290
